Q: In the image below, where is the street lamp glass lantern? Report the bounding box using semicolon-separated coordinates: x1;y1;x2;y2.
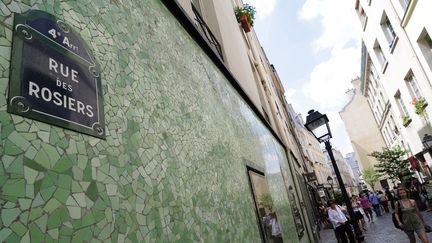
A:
327;176;333;185
304;109;332;143
422;134;432;150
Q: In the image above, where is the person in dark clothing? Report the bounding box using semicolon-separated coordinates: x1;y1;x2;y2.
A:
385;187;395;210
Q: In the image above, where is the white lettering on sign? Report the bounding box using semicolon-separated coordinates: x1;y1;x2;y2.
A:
28;81;94;117
47;28;78;51
49;57;79;83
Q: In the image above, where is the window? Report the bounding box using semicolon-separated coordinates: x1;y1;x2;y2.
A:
370;63;380;82
399;0;411;10
376;105;382;120
380;92;386;104
395;91;409;116
378;99;385;114
381;13;397;48
382;129;391;147
373;40;387;70
246;167;283;242
386;122;394;140
374;111;380;123
356;4;368;30
262;107;271;125
417;28;432;72
405;71;422;99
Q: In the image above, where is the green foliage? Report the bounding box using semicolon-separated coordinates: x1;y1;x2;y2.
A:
333;191;344;205
258;193;273;211
362;167;380;191
234;3;256;26
369;146;413;184
402;115;412;127
412;97;427;116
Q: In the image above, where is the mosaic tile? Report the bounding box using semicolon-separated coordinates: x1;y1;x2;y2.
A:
23;166;38;184
47;228;59;240
28;224;44;242
10;221;26;236
1;208;20;226
2;179;25;198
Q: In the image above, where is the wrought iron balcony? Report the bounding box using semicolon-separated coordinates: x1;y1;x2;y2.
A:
191;5;224;61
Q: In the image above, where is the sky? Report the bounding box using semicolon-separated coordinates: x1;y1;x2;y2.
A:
244;0;363;156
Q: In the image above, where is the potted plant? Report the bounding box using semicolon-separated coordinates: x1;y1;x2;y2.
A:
411;97;428;116
234;4;256;33
402;115;412;127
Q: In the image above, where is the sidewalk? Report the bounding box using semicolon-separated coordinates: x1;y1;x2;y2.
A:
319;210;432;242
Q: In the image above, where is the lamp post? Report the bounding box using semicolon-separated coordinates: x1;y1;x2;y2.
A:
422;134;432;177
305;109;364;242
327;175;334;199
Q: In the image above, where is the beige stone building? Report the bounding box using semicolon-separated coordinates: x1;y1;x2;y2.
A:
323;147;358;195
289;107;334;200
340;78;387;190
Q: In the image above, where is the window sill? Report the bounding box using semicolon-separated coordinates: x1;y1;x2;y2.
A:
389;36;399;53
401;0;417;28
362;17;368;31
381;60;389;74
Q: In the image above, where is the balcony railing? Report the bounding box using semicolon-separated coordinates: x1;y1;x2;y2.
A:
191;5;224;61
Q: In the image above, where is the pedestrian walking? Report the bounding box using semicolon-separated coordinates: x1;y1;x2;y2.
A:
394;187;430;243
359;193;373;223
424;181;432;211
351;195;367;232
378;191;390;213
386;187;395;210
328;200;356;243
369;190;382;217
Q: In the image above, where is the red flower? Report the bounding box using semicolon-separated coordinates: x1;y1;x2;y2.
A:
411;97;417;105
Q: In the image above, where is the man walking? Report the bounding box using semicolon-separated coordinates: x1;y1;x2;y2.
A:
385;187;395;210
328;200;356;243
369;190;382;217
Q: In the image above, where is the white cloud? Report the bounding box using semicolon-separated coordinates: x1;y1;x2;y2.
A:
285;88;296;101
302;47;360;109
298;0;361;110
244;0;277;19
299;0;361;51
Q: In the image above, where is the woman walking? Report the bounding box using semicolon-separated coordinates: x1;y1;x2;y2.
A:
394;187;430;243
359;193;373;223
351;195;367;232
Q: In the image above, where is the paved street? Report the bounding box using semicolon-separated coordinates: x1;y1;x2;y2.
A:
320;210;432;243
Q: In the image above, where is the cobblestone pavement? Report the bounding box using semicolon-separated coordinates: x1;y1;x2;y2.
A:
319;210;432;243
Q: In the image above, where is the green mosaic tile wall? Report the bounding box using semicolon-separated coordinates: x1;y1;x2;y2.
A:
0;0;306;242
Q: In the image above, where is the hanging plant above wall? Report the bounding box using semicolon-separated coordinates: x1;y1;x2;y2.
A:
234;3;256;33
411;97;428;116
402;115;412;127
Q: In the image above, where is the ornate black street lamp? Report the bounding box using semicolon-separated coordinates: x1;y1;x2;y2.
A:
327;175;334;199
422;134;432;177
422;134;432;150
305;109;364;242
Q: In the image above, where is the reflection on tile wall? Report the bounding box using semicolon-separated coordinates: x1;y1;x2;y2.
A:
0;0;301;242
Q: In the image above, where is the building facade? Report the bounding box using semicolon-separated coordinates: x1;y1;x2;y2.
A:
340;78;387;171
345;152;361;185
323;148;358;196
0;0;317;242
289;106;334;202
354;0;432;182
340;78;388;190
